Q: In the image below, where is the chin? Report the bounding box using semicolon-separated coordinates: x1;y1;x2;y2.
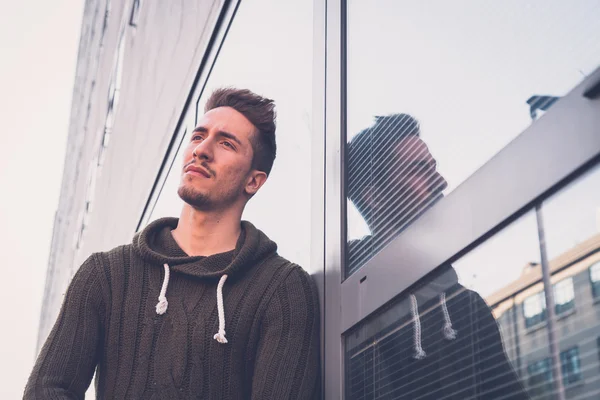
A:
178;185;211;209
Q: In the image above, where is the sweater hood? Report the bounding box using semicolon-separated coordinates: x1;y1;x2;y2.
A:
132;217;278;344
409;265;460;360
133;217;278;280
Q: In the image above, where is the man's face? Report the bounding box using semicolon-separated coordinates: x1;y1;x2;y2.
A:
178;106;262;210
355;135;448;231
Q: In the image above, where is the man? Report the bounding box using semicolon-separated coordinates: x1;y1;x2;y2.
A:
346;114;529;399
25;88;321;399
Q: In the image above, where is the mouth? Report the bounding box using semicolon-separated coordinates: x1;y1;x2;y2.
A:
184;165;212;178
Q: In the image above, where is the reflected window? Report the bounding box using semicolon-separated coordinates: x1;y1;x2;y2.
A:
524;292;547;328
527;347;583;394
560;347;582;386
523;278;575;328
345;0;600;276
553;278;575;315
527;358;552;398
591;262;600;298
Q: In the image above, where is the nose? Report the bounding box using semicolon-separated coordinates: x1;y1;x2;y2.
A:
430;170;448;194
192;138;214;161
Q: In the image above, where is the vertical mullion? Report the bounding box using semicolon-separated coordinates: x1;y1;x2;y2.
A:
324;0;345;397
535;204;566;400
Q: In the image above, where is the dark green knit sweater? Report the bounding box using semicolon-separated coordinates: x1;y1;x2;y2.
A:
25;218;321;399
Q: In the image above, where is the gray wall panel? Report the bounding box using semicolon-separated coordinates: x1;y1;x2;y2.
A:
37;0;224;350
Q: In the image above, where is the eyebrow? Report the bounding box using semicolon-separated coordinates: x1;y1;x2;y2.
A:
192;126;243;146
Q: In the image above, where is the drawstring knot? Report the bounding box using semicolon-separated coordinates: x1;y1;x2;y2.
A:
213;274;229;344
154;264;229;344
440;292;457;340
155;263;170;315
410;294;426;360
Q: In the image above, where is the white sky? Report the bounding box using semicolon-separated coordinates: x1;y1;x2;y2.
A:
0;0;84;397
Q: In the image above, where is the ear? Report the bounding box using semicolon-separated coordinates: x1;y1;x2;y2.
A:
244;170;268;196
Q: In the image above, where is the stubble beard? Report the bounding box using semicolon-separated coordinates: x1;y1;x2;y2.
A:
178;185;215;211
178;181;244;212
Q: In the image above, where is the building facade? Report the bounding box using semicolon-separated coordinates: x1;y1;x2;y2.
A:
38;0;600;398
489;235;600;399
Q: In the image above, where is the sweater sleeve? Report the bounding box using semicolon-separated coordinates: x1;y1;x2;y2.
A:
473;292;531;400
24;254;106;400
251;266;321;400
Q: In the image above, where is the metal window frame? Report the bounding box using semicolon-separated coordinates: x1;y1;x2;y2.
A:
323;0;344;397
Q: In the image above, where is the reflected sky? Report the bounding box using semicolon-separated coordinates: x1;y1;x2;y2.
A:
346;0;600;286
347;0;600;239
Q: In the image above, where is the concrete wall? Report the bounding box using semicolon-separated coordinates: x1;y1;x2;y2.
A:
37;0;224;350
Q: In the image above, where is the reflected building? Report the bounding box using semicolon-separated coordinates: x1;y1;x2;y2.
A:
488;234;600;400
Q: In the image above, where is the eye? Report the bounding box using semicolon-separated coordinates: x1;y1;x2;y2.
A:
222;141;235;149
191;134;204;141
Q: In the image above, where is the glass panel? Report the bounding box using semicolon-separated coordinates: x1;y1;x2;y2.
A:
345;214;539;399
147;0;314;268
345;0;600;276
540;162;600;398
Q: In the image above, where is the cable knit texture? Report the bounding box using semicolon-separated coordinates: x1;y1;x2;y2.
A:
24;217;321;399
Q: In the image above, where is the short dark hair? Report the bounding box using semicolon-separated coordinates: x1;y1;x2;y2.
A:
347;113;420;202
205;87;277;175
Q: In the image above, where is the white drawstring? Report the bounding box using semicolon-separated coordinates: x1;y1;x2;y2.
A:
410;294;426;360
213;274;229;344
154;265;228;344
156;263;170;315
440;292;458;340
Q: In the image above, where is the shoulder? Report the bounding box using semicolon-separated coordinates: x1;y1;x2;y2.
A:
87;243;139;290
94;243;134;264
263;255;315;288
258;256;319;310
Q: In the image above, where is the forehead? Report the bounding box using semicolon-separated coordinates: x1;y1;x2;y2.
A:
197;106;256;141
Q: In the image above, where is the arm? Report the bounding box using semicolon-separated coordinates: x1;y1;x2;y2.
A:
473;292;530;400
251;267;321;400
24;254;105;400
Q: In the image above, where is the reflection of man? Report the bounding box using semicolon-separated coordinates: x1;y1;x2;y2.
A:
347;114;529;399
25;88;320;399
347;114;447;273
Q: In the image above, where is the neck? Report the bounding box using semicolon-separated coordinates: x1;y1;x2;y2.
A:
172;204;243;257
